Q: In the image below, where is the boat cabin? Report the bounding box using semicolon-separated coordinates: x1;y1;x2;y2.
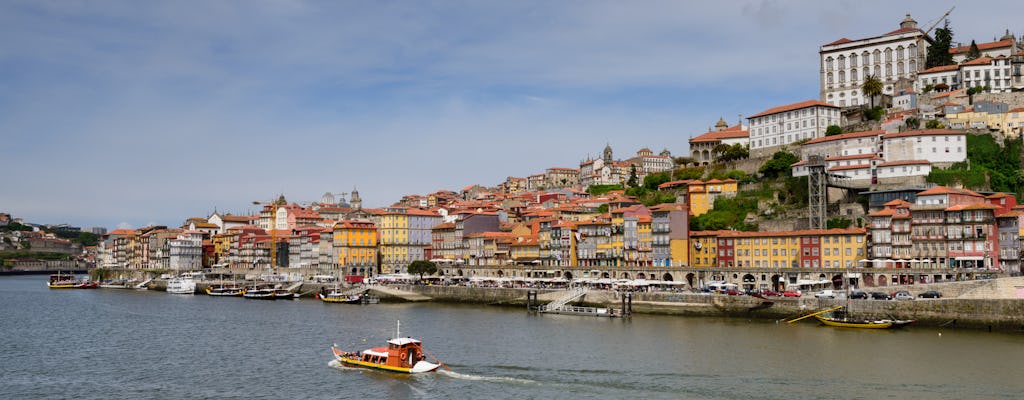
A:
359;338;423;368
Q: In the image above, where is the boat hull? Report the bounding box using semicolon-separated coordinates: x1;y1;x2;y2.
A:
331;347;439;374
814;315;915;329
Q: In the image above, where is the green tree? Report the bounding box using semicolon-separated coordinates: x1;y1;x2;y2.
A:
407;260;437;281
716;143;749;162
673;157;696;167
626;165;639;188
925;21;955;69
965;40;981;61
588;184;623;196
825;125;843;136
759;151;799;179
862;74;883;109
643;171;672;190
905;117;920;129
925;119;944;129
673;166;705;180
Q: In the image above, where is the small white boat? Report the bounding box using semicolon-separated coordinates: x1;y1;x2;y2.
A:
167;272;201;294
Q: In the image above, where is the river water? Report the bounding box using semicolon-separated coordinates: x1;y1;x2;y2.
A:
2;275;1023;399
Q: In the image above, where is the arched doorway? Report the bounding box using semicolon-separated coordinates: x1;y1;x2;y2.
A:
771;274;782;291
497;270;504;278
620;272;631;279
742;274;756;291
602;272;610;279
662;273;674;281
685;273;695;287
831;274;844;289
637;272;647;280
862;274;875;287
877;275;887;286
457;269;464;277
563;271;573;280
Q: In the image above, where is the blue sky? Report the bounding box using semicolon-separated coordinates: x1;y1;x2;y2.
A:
1;1;1019;229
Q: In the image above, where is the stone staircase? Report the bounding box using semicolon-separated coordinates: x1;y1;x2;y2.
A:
882;277;1024;299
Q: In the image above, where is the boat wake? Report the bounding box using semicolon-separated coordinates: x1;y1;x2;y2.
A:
437;369;535;384
327;359;360;371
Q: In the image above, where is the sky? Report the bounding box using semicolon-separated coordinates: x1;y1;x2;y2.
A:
1;0;1021;230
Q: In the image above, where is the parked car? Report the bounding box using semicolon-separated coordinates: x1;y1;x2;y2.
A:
918;290;943;299
814;290;838;299
725;289;742;296
870;292;892;300
893;291;914;301
759;290;782;297
782;290;802;297
849;290;869;299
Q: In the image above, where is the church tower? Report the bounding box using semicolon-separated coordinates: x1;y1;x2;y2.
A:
350;188;362;211
603;143;614;165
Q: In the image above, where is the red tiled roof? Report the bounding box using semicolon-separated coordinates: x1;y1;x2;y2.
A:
885;27;924;36
803;129;883;145
824;37;853;46
933;89;965;100
962;56;995;66
825;154;881;162
877;160;931;167
829;164;871;171
918;64;960;74
882;129;963;139
689;125;749;143
107;229;136;235
883;199;912;207
868;209;895;217
950;39;1014;54
748;100;838;119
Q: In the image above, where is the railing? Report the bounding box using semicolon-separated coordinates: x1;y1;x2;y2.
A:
539;287;588;312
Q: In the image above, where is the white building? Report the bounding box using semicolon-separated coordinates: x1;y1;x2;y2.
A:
917;64;961;91
168;232;203;272
820;14;930;107
961;56;1015;93
747;100;840;156
950;36;1016;63
791;129;963;184
882;129;966;165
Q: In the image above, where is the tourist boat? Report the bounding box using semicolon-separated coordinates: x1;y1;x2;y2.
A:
331;321;444;374
206;283;245;297
166;275;197;294
47;273;79;289
813;307;915;329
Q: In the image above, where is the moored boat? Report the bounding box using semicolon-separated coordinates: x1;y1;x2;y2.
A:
206;283;245;297
166;276;197;294
318;290;363;304
47;273;78;289
243;285;276;300
331;321;444;374
813;308;915;329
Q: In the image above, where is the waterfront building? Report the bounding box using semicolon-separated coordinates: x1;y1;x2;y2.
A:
549;220;577;267
688;119;749;166
379;207;441;274
318;227;336;270
996;210;1022;276
649;203;689;267
465;231;515;266
168;231;203;271
747;100;841;157
819;14;929;107
334;220;377;278
509;236;540;265
575;217;612;267
286;228;321;269
101;228;136;268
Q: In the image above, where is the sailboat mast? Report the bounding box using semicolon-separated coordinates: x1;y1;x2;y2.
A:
396;320;401;339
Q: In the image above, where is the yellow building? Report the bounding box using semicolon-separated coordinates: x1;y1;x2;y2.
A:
334;220;378;276
636;215;652;266
688;231;718;268
211;232;236;266
378;207;441;273
510;236;540;262
687;179;738;216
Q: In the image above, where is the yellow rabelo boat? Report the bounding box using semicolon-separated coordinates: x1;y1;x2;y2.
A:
788;305;914;329
331;321;444;374
47;273;78;289
813;307;915;329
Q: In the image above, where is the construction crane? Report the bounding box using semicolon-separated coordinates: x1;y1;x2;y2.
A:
923;6;955;36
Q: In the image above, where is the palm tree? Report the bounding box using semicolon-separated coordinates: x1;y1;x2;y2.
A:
862;74;883;109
